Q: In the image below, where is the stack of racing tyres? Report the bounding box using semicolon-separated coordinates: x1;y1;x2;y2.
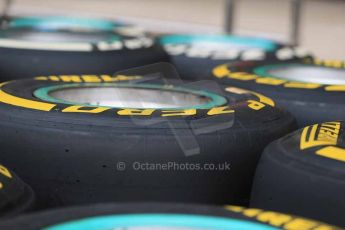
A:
0;16;344;229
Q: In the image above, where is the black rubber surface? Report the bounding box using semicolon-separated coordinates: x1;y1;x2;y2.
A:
0;203;341;230
0;164;35;218
212;59;345;127
0;76;295;208
251;121;345;227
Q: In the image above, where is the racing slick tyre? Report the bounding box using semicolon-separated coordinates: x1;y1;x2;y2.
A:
0;163;35;218
213;59;345;127
0;203;341;230
0;16;168;81
251;121;345;227
159;34;312;80
0;75;295;208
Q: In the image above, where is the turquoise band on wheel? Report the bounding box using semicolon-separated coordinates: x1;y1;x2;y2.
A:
9;16;123;31
159;34;277;51
34;83;228;110
43;214;279;230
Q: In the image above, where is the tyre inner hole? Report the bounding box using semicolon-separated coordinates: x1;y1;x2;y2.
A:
48;87;212;109
266;65;345;85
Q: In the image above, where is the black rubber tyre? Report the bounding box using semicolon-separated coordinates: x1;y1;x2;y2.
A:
0;163;35;218
213;59;345;127
159;34;312;81
0;75;295;208
0;16;168;81
251;121;345;227
0;203;341;230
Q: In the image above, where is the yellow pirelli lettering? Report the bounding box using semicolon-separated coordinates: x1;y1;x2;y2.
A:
242;208;262;218
224;205;243;213
212;64;229;78
49;76;60;81
0;84;56;111
313;59;323;65
250;92;275;107
322;60;344;68
62;106;110;113
0;164;11;189
36;75;142;83
284;82;321;89
247;100;266;111
313;59;345;68
284;218;319;230
207;106;234;116
35;76;48;80
225;87;275;107
225;206;263;217
100;75;115;82
256;77;287;86
229;72;258;81
117;109;155;116
161;109;196;117
300;122;341;150
325;85;345;91
224;206;334;230
81;75;102;83
316;146;345;162
256;212;292;227
101;75;142;82
60;75;82;82
0;165;12;179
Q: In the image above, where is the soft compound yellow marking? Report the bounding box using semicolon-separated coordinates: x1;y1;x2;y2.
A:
49;76;60;81
60;75;83;83
242;209;262;218
256;212;292;227
325;85;345;91
229;72;258;81
224;206;334;230
224;205;243;212
316;146;345;162
300;125;317;150
62;106;110;113
0;82;8;87
0;83;56;111
256;77;287;86
250;92;274;106
247;100;266;111
213;61;345;92
34;76;48;80
0;183;3;189
284;82;321;89
34;75;143;83
161;109;196;117
300;122;341;150
101;75;142;82
81;75;102;83
323;60;343;68
314;59;323;65
284;219;320;230
314;59;345;68
117;109;155;116
207;106;234;115
212;64;229;78
225;87;275;107
0;165;12;179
